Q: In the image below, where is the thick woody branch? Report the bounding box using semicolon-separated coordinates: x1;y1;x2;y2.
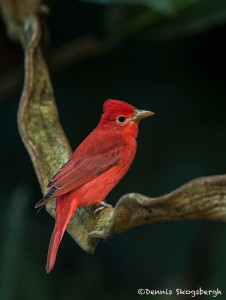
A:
1;1;226;255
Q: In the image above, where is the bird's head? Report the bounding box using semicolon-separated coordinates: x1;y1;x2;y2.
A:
99;99;154;137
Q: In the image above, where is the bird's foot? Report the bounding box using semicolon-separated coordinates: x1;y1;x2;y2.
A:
94;201;113;215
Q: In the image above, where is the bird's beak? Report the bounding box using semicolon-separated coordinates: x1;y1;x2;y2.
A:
132;109;155;122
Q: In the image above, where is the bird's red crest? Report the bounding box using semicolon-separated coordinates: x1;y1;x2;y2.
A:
103;99;136;117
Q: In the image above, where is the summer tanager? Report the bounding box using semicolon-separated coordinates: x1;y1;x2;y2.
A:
35;99;154;273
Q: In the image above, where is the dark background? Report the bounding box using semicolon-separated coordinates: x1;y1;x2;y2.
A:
0;0;226;299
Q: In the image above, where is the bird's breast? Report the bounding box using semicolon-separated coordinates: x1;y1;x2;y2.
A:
72;137;137;206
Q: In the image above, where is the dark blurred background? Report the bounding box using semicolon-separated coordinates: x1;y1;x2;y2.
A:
0;0;226;299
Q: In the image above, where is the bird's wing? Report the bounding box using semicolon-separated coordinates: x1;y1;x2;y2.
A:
35;139;124;208
49;152;121;193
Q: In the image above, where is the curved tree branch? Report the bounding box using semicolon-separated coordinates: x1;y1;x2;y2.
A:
1;1;226;255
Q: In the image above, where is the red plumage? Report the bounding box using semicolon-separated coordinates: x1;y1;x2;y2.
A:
35;99;154;273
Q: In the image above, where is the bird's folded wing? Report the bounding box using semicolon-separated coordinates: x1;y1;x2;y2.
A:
35;143;123;208
49;154;120;194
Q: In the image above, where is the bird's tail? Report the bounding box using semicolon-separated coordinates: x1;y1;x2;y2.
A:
46;194;79;273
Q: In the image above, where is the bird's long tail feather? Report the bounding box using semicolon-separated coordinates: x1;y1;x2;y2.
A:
46;194;79;273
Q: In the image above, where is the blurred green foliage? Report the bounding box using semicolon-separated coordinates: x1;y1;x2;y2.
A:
0;0;226;299
80;0;226;41
0;186;31;300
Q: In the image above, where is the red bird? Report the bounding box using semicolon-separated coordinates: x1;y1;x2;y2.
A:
35;99;154;273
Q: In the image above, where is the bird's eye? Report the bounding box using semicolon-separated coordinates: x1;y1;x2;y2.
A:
117;116;126;123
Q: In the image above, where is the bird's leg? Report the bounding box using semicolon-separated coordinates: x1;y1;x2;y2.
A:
94;201;113;215
100;201;113;208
